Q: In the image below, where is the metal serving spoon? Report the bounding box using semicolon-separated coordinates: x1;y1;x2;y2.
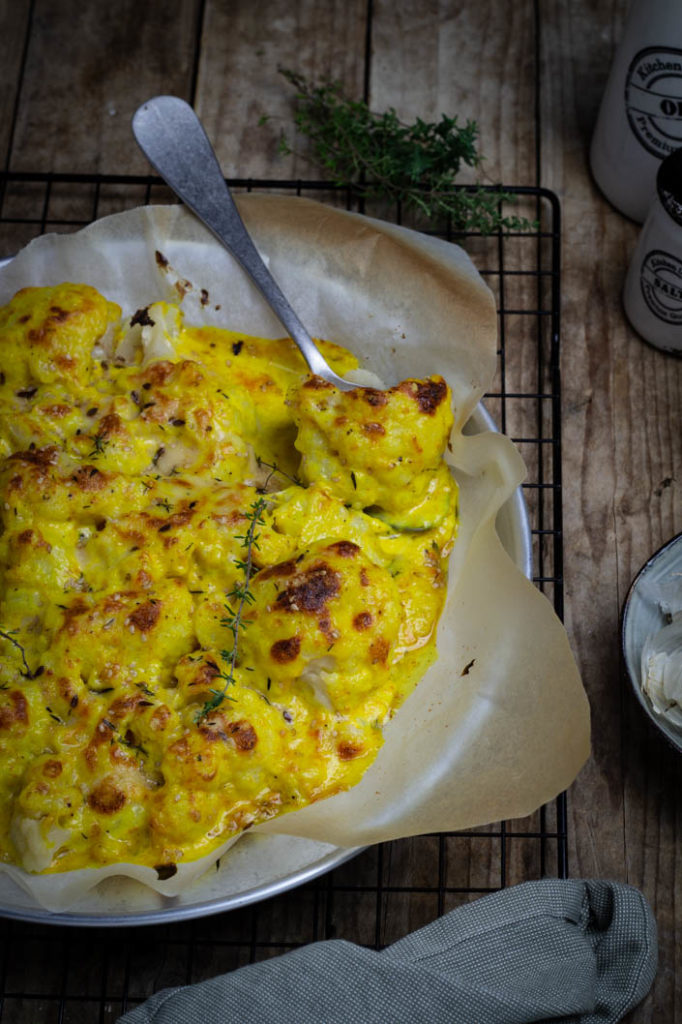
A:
132;95;358;391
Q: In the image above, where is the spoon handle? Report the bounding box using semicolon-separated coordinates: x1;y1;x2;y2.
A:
132;95;353;388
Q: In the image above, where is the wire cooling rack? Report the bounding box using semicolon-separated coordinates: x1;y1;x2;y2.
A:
0;173;563;1022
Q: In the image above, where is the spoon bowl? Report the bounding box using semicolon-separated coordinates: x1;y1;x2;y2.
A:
132;95;361;391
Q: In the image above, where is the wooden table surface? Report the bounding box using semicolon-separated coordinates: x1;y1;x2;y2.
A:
1;1;681;1021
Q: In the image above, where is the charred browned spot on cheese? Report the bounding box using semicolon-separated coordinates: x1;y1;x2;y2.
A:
48;305;70;323
17;314;30;324
363;388;389;408
168;736;191;761
27;326;47;345
41;403;71;418
194;408;212;433
334;415;348;427
192;660;221;687
362;421;386;437
72;465;107;491
42;759;63;778
0;691;29;729
158;509;193;533
270;636;301;663
211;509;247;528
110;745;135;767
8;445;59;467
227;720;258;751
359;568;370;587
232;339;243;355
88;778;126;814
16;528;51;552
61;598;89;635
369;636;390;665
173;360;205;388
338;740;364;760
141;394;180;423
130;306;155;327
97;412;123;438
303;375;333;391
101;591;135;613
144;360;175;387
276;562;341;614
87;719;116;762
58;677;78;707
400;378;448;415
155;862;177;880
353;611;373;631
326;541;359;559
128;601;161;633
317;615;338;643
54;353;75;371
258;558;298;581
149;705;171;731
198;713;229;742
107;693;153;721
121;528;146;548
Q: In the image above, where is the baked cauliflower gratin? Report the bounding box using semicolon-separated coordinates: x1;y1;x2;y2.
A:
0;282;456;876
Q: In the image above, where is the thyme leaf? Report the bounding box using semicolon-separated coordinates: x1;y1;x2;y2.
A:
196;497;267;721
255;455;302;489
88;433;109;459
275;67;535;233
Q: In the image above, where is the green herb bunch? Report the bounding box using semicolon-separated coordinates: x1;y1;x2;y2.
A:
273;68;533;233
196;497;267;721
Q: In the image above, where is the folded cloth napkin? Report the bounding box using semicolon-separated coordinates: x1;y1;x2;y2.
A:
118;878;657;1024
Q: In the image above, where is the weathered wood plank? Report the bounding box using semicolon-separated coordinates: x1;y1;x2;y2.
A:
541;1;682;1019
8;0;203;174
195;0;369;178
0;0;31;169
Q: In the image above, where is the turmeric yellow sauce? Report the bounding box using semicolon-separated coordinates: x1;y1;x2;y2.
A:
0;283;456;875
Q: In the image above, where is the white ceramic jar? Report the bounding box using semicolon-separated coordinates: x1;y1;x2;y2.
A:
590;0;682;222
623;147;682;352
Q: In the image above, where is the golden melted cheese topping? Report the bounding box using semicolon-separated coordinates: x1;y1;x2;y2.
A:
0;283;456;875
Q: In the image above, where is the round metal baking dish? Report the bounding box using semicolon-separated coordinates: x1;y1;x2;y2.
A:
0;400;531;926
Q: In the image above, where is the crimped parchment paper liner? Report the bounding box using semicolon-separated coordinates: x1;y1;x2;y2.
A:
0;199;590;911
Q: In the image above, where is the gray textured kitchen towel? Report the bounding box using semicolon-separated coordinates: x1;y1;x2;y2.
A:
118;878;657;1024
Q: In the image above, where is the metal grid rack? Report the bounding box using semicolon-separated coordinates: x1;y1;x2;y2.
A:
0;173;563;1023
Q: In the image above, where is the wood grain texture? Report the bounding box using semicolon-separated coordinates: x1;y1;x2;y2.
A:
194;0;369;178
540;2;682;1019
0;0;31;170
8;0;203;174
370;0;537;186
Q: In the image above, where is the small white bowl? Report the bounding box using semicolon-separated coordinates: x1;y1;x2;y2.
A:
622;532;682;752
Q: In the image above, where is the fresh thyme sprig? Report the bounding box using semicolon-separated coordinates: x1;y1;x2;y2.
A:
196;497;267;720
255;455;301;490
273;68;535;233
